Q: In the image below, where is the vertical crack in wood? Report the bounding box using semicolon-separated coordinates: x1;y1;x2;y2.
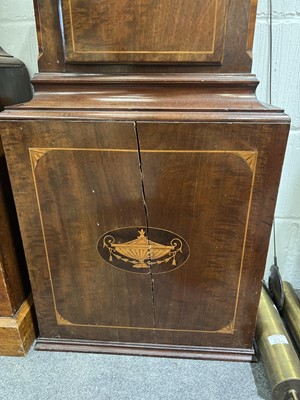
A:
134;122;156;328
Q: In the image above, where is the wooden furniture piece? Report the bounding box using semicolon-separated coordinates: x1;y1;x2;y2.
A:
34;0;257;72
0;48;36;356
0;0;289;360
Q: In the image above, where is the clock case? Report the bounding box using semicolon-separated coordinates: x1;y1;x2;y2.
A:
0;0;290;361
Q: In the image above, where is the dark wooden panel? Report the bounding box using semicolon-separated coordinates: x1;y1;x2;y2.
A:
34;0;254;72
33;148;153;328
61;0;226;64
137;122;289;348
1;118;289;353
1;121;157;343
0;270;11;315
0;49;32;317
0;142;30;316
139;151;253;333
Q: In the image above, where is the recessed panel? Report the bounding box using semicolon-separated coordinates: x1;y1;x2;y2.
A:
61;0;227;63
29;145;255;335
140;150;256;332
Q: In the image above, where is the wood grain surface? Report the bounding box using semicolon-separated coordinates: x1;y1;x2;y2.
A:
61;0;226;63
1;118;289;352
0;295;36;356
0;74;289;358
247;0;259;56
9;73;270;113
34;0;254;72
0;141;30;316
35;337;257;362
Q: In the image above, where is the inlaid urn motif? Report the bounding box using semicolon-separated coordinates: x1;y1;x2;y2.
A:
97;227;190;274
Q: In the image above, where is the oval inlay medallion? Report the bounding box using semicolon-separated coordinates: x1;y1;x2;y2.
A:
97;227;190;274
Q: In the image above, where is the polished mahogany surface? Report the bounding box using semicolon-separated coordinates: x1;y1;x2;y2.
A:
0;143;29;316
34;0;255;72
0;74;289;360
0;49;31;317
0;0;286;360
61;0;226;64
0;50;35;356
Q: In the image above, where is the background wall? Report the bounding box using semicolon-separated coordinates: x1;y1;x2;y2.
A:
252;0;300;287
0;0;38;77
0;0;300;287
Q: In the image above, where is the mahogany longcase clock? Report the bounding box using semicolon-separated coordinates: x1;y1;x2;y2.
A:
0;0;289;360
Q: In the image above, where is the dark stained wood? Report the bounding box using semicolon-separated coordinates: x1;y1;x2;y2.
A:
34;0;255;72
137;122;288;348
61;0;227;64
0;142;29;316
1;109;290;124
0;0;286;360
35;338;257;362
0;50;36;356
2;121;155;343
33;142;153;330
0;74;290;359
7;73;280;113
138;148;253;333
31;73;262;85
247;0;259;57
33;0;43;60
0;49;32;318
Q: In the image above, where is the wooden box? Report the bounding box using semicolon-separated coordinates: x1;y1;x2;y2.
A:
0;74;289;360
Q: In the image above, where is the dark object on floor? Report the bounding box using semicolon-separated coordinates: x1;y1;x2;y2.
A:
269;265;285;311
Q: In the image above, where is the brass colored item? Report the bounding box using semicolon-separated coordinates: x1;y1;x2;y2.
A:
256;286;300;400
282;282;300;353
